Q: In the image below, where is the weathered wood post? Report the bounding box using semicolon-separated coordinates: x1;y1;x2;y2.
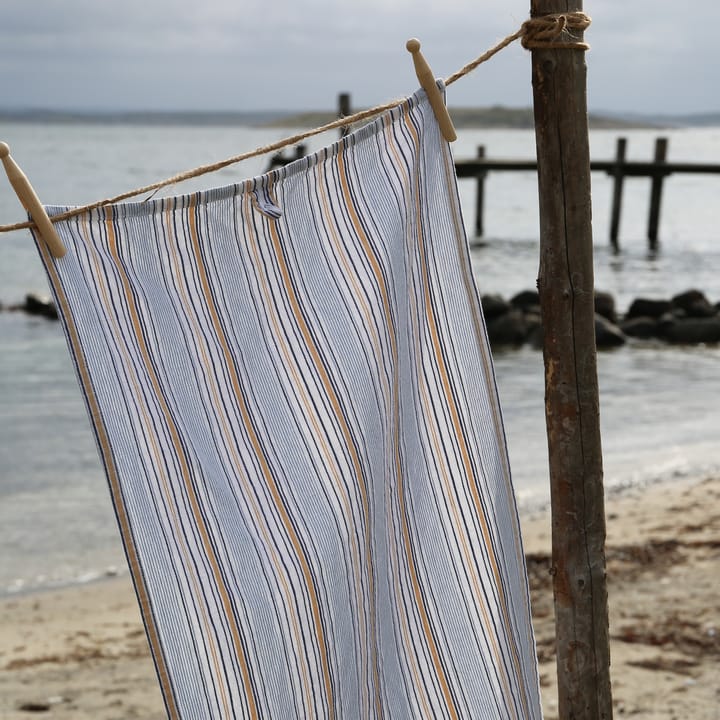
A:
647;137;668;250
338;93;352;138
475;145;487;236
609;137;627;251
529;2;613;718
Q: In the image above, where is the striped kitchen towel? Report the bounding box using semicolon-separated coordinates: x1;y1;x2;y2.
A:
35;87;542;719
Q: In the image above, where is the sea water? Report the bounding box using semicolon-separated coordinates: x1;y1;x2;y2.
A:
1;121;719;595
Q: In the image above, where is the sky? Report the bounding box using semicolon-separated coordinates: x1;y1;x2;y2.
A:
1;0;718;115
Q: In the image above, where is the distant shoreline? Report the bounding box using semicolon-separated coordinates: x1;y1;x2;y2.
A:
2;106;720;130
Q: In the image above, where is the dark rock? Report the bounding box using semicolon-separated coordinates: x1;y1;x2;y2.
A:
671;289;716;318
22;293;58;320
527;323;544;349
620;316;660;339
486;309;527;346
523;313;543;349
480;294;510;321
520;304;541;317
655;312;678;339
18;701;51;712
595;314;626;348
672;288;706;304
594;291;616;323
626;298;672;320
662;317;720;344
524;312;542;335
510;289;540;311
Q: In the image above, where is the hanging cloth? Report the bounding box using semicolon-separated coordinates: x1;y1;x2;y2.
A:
34;87;542;719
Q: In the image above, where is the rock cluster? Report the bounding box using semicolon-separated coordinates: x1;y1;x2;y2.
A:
482;289;720;349
2;288;720;348
2;293;59;320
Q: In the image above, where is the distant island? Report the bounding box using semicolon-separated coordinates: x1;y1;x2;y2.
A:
262;107;720;130
264;107;649;130
1;106;719;130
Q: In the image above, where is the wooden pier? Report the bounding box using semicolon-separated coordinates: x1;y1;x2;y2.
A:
455;137;720;248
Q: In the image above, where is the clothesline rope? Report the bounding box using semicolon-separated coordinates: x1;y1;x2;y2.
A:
0;12;590;235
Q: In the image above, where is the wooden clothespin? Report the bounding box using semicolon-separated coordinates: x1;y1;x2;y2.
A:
406;39;457;142
0;142;66;258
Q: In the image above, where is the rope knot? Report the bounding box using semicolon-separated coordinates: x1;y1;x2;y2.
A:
521;12;591;51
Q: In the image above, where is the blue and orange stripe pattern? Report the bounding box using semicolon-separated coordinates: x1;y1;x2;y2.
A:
36;88;542;719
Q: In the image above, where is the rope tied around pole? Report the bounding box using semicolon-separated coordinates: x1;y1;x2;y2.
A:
444;12;590;86
0;12;590;236
520;12;591;50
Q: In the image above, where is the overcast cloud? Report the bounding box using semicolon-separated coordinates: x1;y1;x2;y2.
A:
1;0;718;114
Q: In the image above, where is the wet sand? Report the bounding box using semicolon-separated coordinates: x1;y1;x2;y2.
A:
1;476;718;719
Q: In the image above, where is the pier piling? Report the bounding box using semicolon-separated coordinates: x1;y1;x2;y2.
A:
455;138;720;247
609;137;627;251
338;93;351;137
648;137;668;249
475;146;487;236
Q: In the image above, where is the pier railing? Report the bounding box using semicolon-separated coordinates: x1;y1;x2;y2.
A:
455;137;720;249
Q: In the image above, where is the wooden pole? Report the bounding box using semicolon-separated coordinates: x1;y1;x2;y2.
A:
647;137;668;250
609;137;626;251
529;2;613;718
338;93;351;138
475;145;487;237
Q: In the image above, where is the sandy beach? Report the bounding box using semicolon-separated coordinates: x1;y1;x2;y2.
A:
1;476;718;719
